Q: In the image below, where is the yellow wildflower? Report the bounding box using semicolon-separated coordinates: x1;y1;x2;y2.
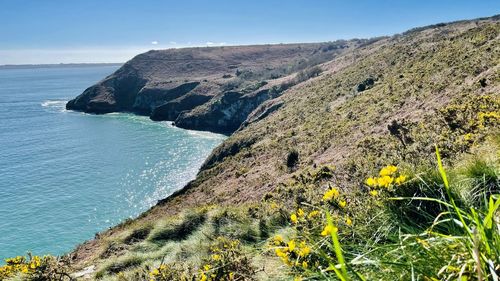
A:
297;208;305;217
273;235;284;246
323;188;340;201
377;175;393;188
365;177;377;187
211;254;221;261
379;165;398;176
200;272;207;281
229;272;235;280
395;175;407;185
321;224;338;236
203;264;211;271
338;200;347;208
307;210;320;219
21;266;29;274
290;213;298;224
346;217;352;226
299;245;311;257
288;240;296;252
150;269;160;276
275;248;287;258
302;261;308;268
298;241;311;257
294;276;303;281
369;190;378;197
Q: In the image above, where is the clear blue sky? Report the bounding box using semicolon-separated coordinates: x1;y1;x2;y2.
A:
0;0;498;64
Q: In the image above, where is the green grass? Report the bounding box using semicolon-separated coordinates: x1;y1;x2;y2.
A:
148;210;207;243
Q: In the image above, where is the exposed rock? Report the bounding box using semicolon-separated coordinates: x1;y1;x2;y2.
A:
150;93;212;121
67;42;365;133
150;82;220;121
174;88;278;134
66;63;146;113
132;81;200;115
239;98;284;129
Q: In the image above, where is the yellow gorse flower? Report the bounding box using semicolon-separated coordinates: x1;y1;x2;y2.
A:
275;248;287;259
321;224;338;236
323;187;340;201
365;165;409;197
297;241;311;257
297;208;305;217
150;268;160;276
290;213;298;224
365;177;377;187
338;200;347;208
395;175;407;185
273;235;284;246
379;165;398;176
377;175;393;188
0;255;43;279
307;210;320;219
288;240;296;252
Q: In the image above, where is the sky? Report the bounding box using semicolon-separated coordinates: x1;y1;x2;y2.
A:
0;0;498;64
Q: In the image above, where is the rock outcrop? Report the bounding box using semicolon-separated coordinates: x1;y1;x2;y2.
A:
67;42;367;134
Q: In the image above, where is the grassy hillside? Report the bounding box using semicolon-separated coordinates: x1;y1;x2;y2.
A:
1;16;498;281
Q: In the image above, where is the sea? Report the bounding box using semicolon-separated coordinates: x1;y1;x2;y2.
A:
0;65;225;259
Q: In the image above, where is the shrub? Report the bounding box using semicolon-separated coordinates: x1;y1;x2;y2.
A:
0;254;72;280
295;66;322;83
286;149;299;169
123;224;153;244
199;236;256;280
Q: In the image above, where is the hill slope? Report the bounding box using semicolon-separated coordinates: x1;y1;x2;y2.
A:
60;15;500;280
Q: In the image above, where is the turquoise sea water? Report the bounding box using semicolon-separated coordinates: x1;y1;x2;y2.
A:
0;65;225;259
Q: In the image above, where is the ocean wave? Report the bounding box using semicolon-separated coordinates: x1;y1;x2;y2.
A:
162;122;227;139
41;100;68;112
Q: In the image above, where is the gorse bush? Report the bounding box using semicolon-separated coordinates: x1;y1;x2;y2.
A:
0;254;72;281
270;146;499;280
286;149;300;170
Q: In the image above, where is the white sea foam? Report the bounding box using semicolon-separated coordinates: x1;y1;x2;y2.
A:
41;100;68;112
164;121;226;140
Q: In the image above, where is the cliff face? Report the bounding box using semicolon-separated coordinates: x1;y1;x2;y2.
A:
66;42;367;134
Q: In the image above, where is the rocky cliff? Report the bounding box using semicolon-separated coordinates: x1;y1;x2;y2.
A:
66;41;370;134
